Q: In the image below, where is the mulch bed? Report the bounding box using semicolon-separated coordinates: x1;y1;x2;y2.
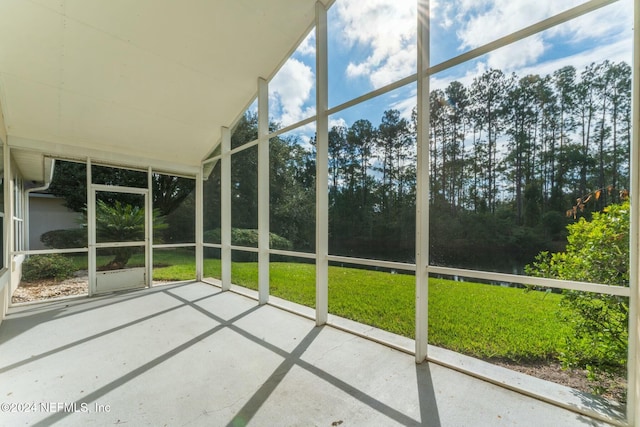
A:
11;277;89;303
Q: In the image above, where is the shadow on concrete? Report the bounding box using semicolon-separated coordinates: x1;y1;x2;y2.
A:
31;299;261;426
1;282;195;344
0;284;220;374
164;289;424;426
569;388;626;425
416;362;442;427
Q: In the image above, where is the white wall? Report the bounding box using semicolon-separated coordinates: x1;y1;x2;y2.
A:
29;194;81;250
0;95;6;144
0;90;7;325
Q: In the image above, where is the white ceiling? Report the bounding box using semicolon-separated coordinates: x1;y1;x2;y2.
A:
0;0;326;180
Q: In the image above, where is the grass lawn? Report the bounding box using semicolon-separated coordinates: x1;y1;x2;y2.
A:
201;260;569;362
67;252;570;362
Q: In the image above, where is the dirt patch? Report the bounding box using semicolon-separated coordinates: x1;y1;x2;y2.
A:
491;359;626;403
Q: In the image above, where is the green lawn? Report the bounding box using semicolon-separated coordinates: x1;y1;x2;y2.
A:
200;259;569;362
66;252;570;362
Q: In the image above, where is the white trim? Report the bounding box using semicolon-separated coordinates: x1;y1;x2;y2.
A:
221;127;232;291
90;183;149;294
627;0;640;423
195;170;204;281
153;243;196;249
87;158;95;295
204;241;634;298
10;136;200;177
415;0;430;363
268;116;317;140
202;155;221;166
91;184;149;195
229;138;260;156
95;241;145;249
258;77;270;305
430;266;632;297
327;255;413;272
1;140;6;273
270;249;316;260
14;248;88;255
230;245;259;253
147;167;153;287
315;1;329;326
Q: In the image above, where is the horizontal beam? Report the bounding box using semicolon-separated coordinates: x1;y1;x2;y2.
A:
10;136;200;177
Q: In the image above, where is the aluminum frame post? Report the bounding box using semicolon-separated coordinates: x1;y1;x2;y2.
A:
415;0;431;363
221;127;232;291
258;77;270;304
315;1;329;326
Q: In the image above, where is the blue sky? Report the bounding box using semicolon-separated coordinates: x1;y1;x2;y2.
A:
264;0;633;142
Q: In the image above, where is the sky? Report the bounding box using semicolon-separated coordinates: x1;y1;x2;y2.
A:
262;0;633;143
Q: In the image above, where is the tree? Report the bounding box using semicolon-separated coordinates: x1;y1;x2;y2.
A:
445;81;469;212
95;200;167;269
469;69;512;213
48;161;195;216
525;201;629;391
269;135;316;251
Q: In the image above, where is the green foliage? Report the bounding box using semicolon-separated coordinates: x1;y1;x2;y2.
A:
22;254;76;281
95;200;167;269
40;228;87;249
526;201;629;387
203;228;292;261
48;161;195;216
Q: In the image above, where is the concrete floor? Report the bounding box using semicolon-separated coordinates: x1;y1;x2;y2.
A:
0;282;622;426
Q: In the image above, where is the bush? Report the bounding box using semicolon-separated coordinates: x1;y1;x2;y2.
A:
203;228;293;261
22;254;76;282
40;228;87;249
526;201;629;393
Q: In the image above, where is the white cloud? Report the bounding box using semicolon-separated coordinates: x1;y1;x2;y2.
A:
550;0;633;44
390;92;416;122
486;34;546;71
429;34;631;94
329;117;348;129
335;0;416;88
269;58;316;126
455;1;579;50
451;0;632;71
515;37;632;80
296;31;316;57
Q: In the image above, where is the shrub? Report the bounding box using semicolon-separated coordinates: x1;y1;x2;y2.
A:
526;201;629;393
94;200;167;269
203;228;293;261
22;254;76;282
40;228;87;249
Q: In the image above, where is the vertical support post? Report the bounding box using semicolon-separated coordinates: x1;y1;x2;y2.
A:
627;2;640;424
315;1;329;326
147;167;153;288
195;169;204;282
2;143;7;262
258;78;270;304
3;143;9;269
87;157;95;296
6;146;13;292
221;127;232;291
415;0;430;363
2;142;8;313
